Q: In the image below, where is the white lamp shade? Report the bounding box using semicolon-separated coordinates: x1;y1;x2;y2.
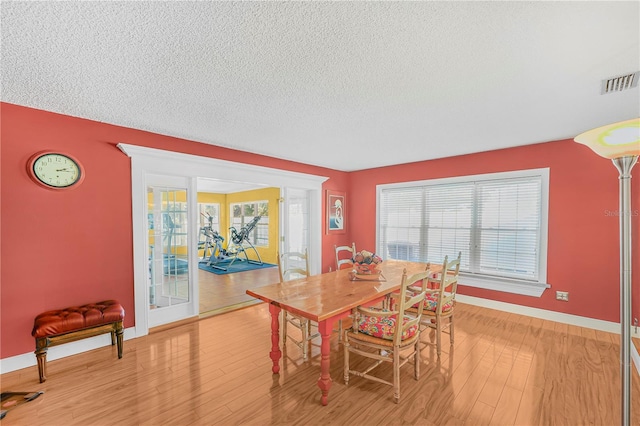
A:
574;118;640;159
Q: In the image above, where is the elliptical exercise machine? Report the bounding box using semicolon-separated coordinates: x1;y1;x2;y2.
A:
198;212;226;266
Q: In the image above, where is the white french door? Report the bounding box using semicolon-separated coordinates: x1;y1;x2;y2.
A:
280;187;310;255
146;175;198;328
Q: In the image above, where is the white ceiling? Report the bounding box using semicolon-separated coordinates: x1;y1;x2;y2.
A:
2;1;639;172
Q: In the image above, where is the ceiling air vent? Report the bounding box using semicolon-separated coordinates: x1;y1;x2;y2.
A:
601;71;640;94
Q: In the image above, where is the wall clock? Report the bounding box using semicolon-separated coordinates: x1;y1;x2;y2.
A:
27;151;85;190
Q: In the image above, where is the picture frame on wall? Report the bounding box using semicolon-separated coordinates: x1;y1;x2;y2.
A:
326;190;346;234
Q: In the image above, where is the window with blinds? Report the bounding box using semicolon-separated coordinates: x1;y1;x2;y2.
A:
230;201;269;247
377;169;549;288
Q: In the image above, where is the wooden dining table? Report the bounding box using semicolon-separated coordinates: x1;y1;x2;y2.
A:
245;259;439;405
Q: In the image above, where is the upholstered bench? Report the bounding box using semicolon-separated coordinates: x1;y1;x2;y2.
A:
31;300;125;383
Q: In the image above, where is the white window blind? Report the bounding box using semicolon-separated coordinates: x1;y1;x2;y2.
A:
424;183;474;270
377;169;549;292
476;178;541;280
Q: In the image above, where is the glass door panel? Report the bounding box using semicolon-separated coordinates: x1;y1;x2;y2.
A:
281;187;310;255
147;184;191;326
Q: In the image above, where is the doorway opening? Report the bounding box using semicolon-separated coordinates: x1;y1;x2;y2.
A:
118;143;327;338
196;184;312;317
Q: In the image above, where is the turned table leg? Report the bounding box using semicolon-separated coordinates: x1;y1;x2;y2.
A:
269;304;282;374
317;319;334;406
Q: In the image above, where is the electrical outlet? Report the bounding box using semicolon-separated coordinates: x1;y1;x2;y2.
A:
556;291;569;302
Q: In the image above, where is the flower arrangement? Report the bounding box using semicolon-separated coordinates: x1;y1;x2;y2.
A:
352;250;383;275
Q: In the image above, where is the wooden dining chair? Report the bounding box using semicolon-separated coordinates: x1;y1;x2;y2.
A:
343;268;430;403
334;243;356;270
406;252;461;357
278;249;319;360
334;242;358;340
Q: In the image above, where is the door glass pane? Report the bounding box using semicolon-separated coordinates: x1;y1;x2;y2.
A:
286;189;309;253
148;186;190;310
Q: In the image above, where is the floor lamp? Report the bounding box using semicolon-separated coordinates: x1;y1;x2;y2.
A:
575;117;640;426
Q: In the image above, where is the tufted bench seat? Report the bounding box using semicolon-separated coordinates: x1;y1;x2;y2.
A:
31;300;125;383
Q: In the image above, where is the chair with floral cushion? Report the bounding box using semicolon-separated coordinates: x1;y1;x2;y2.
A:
406;252;461;357
343;268;430;403
334;243;356;271
278;249;319;360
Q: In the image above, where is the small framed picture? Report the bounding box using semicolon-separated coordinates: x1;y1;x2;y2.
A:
326;190;346;234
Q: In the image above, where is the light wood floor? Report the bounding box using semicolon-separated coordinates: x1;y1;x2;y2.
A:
2;302;639;425
198;265;279;314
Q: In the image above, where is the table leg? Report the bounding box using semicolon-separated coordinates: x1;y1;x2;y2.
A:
269;304;282;374
317;319;334;405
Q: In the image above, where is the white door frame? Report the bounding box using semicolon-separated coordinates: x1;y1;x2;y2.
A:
118;143;328;338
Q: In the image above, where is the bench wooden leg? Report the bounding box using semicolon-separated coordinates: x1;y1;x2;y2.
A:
35;337;48;383
115;321;124;359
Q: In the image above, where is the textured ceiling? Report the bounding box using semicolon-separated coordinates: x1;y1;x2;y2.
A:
2;1;639;172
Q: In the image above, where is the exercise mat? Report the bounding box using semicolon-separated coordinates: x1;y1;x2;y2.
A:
198;259;276;275
1;391;44;419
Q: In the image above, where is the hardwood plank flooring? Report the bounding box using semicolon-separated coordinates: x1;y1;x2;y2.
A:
2;302;640;425
198;266;279;314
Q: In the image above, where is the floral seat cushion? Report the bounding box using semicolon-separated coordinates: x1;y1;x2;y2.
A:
410;292;454;312
357;309;418;341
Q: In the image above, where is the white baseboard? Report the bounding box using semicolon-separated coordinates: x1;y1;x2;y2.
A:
456;295;640;375
457;294;621;332
0;327;137;375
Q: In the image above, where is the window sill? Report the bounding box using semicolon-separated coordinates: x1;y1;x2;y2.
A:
458;273;550;297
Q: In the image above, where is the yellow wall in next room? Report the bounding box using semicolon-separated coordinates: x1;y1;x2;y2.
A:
146;189;279;264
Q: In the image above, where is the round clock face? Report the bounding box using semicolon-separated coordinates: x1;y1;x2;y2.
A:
29;152;84;189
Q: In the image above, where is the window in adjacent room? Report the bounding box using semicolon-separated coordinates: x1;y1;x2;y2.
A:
230;201;269;246
198;203;220;233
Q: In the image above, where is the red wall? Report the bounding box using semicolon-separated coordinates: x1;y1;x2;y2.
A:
349;140;640;322
2;102;638;360
0;103;348;358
